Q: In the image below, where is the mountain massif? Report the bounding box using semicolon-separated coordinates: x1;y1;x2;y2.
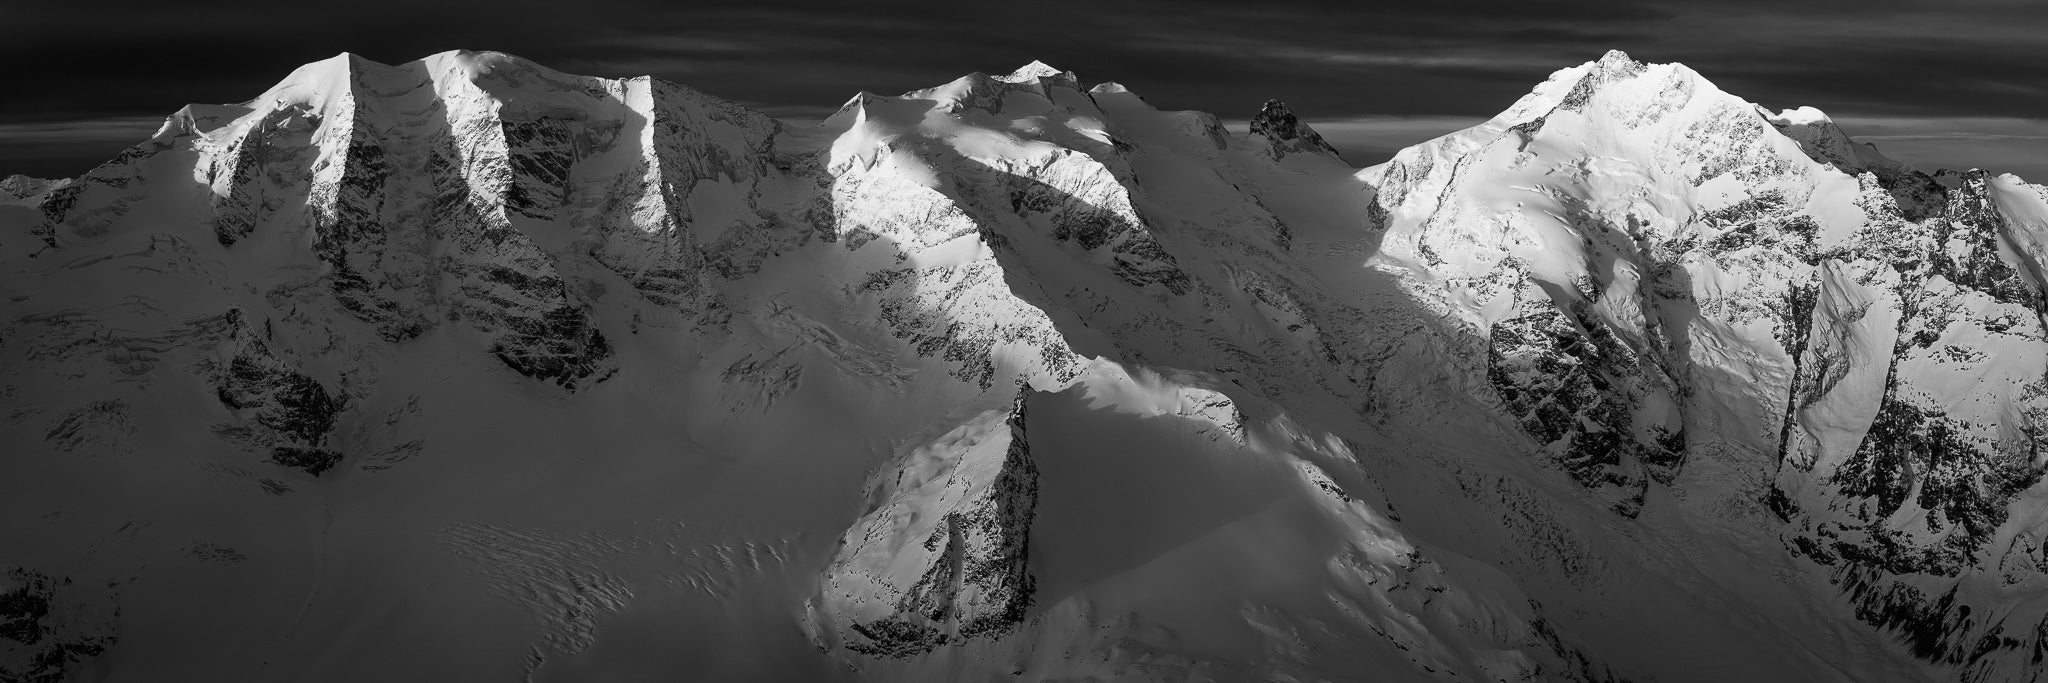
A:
3;48;2046;682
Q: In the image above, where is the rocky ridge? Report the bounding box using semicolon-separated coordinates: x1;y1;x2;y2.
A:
1362;49;2048;679
1;48;2044;682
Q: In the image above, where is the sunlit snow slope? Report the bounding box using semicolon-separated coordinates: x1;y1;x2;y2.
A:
3;49;2045;683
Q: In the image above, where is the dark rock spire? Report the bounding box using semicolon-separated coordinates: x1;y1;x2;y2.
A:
1250;99;1340;159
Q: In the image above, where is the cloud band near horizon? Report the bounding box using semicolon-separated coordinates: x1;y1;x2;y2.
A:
3;0;2043;178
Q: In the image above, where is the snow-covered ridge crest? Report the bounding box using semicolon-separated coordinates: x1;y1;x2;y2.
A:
6;47;2048;683
0;175;70;207
1361;47;2048;677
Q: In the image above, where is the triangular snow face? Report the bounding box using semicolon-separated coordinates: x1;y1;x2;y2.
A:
4;48;2046;683
1361;48;2048;678
998;59;1076;86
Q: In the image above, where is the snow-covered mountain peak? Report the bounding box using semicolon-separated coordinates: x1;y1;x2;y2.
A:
1363;50;1855;258
1592;48;1647;77
1348;48;2048;681
9;47;2048;683
154;103;255;140
1488;50;1716;132
0;175;70;207
997;59;1077;87
242;52;375;116
1353;47;1984;522
1087;81;1132;96
422;48;554;78
1248;98;1341;159
1762;104;1911;174
235;49;626;131
898;62;1093;119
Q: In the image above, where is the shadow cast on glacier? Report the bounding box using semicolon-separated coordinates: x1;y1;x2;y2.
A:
1023;384;1323;608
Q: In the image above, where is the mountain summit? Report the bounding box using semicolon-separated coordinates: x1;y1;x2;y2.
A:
2;49;2045;683
1249;99;1342;159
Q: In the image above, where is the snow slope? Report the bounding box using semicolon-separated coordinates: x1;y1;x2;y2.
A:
2;49;2043;682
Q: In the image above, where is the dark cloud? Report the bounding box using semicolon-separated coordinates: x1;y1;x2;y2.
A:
3;0;2043;178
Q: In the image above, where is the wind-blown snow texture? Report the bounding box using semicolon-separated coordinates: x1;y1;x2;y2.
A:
2;48;2045;682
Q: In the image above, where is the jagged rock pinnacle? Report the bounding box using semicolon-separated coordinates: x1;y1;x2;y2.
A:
11;46;2048;683
1250;99;1340;159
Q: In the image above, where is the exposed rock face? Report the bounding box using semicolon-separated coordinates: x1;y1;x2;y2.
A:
0;176;72;209
1488;274;1685;516
807;391;1040;657
30;136;169;249
1365;48;2048;680
208;308;345;475
1367;51;1713;515
1249;99;1341;159
179;52;810;388
7;47;2048;683
1765;168;2048;673
0;566;117;683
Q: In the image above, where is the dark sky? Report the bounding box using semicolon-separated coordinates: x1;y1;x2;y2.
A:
5;0;2045;179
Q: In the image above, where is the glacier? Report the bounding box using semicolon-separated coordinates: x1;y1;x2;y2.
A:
2;48;2046;682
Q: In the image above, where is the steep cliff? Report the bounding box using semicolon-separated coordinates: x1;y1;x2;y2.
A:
1;48;2041;682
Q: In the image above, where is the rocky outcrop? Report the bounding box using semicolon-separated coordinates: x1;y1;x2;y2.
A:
0;176;72;208
30;138;175;249
201;104;314;247
1365;52;1720;508
0;567;117;683
1488;275;1684;516
207;308;345;475
968;150;1197;296
1360;48;2048;681
806;391;1040;658
11;46;2048;683
818;154;1087;390
1249;99;1341;159
304;54;617;387
149;51;706;389
1764;167;2048;674
583;77;781;319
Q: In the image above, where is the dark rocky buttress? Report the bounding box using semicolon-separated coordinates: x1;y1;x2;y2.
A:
1250;99;1341;159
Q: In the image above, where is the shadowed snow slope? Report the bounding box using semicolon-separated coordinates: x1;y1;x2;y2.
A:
2;48;2045;682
